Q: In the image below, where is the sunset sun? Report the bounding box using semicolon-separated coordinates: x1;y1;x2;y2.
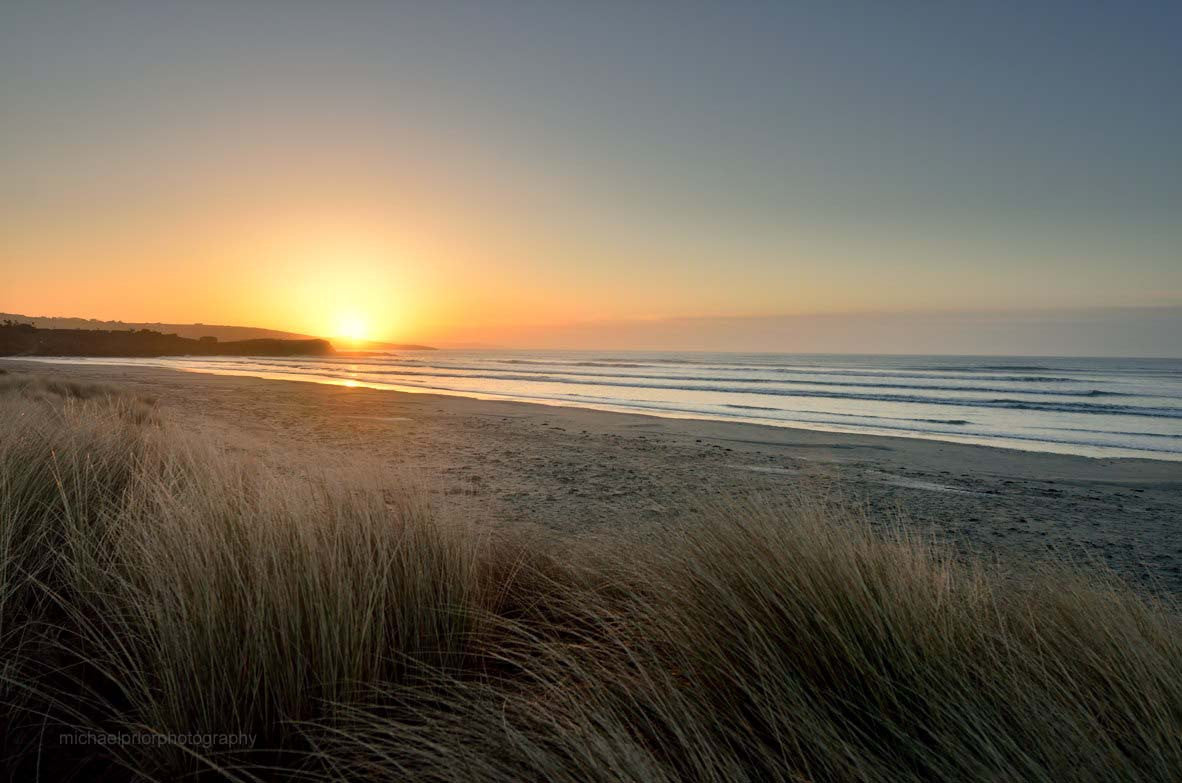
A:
335;314;368;342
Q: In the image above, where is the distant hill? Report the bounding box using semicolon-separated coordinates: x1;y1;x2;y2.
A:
0;322;333;358
0;313;434;351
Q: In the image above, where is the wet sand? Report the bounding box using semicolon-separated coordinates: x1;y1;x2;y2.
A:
7;359;1182;594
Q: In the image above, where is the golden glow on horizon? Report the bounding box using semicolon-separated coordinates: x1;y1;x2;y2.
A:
5;198;1157;351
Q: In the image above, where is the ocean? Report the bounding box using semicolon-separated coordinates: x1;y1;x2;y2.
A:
19;352;1182;461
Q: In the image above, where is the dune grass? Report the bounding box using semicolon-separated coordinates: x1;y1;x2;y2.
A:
1;370;1180;781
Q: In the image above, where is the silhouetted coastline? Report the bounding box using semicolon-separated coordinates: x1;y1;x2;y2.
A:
0;322;333;357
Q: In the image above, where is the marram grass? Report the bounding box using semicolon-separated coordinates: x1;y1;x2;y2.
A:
1;371;1180;781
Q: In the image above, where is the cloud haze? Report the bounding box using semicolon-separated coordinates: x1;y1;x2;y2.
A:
454;307;1182;357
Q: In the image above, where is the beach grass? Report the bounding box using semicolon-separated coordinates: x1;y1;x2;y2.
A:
1;371;1180;781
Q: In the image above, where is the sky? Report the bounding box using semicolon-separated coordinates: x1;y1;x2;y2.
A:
2;2;1180;354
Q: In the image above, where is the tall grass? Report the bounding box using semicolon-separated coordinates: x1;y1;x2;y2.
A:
1;370;1180;781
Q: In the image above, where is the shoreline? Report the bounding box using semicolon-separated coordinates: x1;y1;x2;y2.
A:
9;355;1181;463
6;358;1182;592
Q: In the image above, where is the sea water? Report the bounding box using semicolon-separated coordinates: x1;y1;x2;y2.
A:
17;352;1182;461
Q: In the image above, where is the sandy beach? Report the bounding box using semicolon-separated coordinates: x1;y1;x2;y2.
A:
8;358;1181;593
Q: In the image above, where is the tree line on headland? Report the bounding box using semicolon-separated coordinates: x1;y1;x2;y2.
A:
0;321;334;357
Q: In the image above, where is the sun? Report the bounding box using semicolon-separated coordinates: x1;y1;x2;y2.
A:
335;314;368;342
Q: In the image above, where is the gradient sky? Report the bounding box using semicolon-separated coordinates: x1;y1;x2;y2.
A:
2;2;1180;353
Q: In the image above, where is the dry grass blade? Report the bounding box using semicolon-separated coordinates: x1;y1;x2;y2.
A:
1;371;1180;781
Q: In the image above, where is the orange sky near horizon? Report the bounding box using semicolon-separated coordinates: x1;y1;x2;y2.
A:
7;185;1171;345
